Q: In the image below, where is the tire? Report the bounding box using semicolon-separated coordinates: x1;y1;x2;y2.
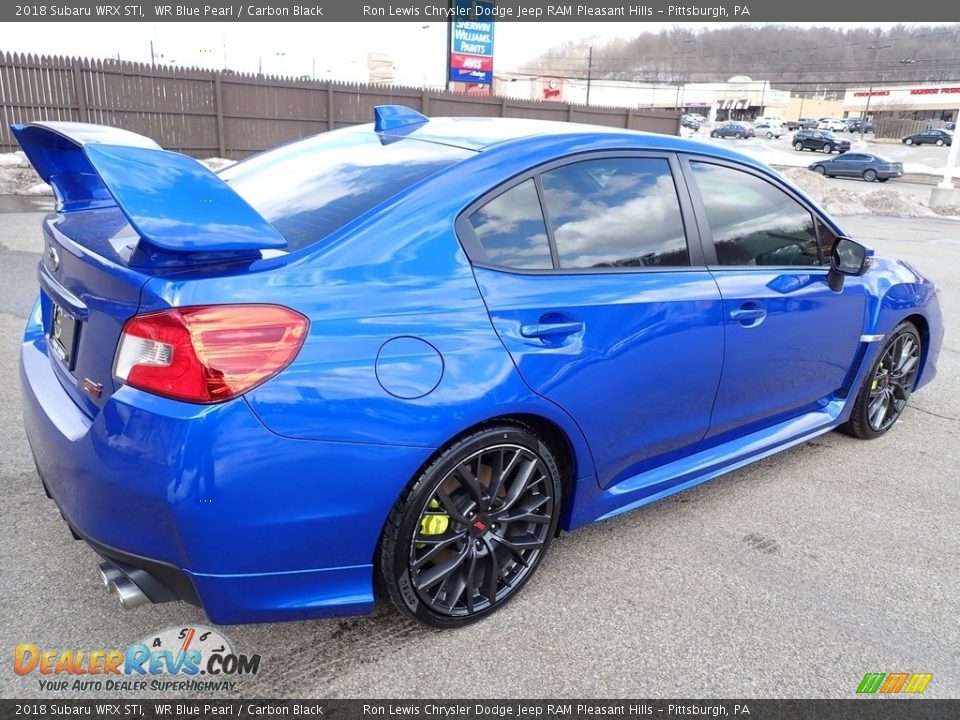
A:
794;142;804;151
823;143;833;153
813;165;826;175
766;132;774;139
904;138;913;145
735;132;742;139
863;169;878;182
878;178;889;183
378;423;563;628
936;139;945;146
711;131;719;138
842;322;922;440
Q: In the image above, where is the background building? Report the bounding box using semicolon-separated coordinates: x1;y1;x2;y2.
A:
844;82;960;122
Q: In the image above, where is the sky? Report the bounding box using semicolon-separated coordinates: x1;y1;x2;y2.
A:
5;22;931;87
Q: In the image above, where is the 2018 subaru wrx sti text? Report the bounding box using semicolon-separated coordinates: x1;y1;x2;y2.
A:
16;107;943;628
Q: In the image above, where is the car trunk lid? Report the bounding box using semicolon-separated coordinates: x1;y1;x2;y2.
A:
13;121;288;417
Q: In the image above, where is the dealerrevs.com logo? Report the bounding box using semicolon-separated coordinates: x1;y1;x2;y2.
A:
856;672;933;695
14;625;261;693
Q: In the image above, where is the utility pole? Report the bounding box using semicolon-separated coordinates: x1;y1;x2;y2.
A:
586;46;593;107
931;99;960;208
149;40;155;66
860;43;891;144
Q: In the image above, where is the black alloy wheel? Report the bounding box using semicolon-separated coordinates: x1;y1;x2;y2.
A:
379;424;562;628
844;322;922;439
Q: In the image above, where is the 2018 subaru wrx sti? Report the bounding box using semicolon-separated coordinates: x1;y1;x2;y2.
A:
16;107;942;628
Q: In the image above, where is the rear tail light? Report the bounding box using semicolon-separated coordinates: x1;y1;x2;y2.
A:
114;305;308;403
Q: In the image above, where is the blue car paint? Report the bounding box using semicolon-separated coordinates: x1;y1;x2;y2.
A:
18;115;943;624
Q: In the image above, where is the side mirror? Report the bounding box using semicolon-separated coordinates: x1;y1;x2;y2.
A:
827;237;868;291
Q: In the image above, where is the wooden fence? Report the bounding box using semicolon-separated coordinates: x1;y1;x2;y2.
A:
0;52;681;159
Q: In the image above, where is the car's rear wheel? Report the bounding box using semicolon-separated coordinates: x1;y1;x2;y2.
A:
843;322;922;439
905;138;914;145
794;141;804;151
822;143;833;153
735;132;742;139
766;132;774;139
863;169;878;182
379;424;562;628
936;139;945;146
813;165;826;175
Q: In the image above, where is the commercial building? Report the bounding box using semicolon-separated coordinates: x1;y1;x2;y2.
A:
843;82;960;122
493;74;844;122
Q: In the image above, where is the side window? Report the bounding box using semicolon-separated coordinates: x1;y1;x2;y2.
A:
467;179;553;270
539;157;689;269
690;162;820;267
816;219;839;261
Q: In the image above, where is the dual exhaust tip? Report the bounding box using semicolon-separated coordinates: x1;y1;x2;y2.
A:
97;562;150;610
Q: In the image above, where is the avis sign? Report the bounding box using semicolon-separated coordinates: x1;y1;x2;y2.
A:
448;0;495;85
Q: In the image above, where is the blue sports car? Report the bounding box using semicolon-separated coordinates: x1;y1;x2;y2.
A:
15;107;943;628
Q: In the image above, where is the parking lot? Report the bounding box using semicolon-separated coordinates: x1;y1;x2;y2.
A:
690;126;954;176
1;208;958;699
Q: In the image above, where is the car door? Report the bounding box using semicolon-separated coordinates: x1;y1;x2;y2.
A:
681;157;867;439
836;153;863;176
459;153;725;489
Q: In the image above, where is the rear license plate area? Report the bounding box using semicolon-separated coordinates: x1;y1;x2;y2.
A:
50;302;80;369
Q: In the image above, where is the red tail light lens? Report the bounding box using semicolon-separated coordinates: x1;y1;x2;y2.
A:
114;305;309;403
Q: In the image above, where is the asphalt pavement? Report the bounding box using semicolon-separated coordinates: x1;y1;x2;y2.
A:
0;210;958;699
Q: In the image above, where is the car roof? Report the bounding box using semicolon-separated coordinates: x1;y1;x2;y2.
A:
306;115;787;189
368;117;634;151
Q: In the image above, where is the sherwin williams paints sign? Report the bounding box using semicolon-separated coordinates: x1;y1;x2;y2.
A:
448;0;495;85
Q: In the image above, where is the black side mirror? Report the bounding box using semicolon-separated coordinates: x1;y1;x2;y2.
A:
827;237;868;291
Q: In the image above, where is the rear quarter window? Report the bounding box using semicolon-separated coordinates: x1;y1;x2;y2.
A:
220;131;471;253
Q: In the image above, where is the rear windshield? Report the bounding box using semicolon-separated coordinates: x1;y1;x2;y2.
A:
220;131;471;252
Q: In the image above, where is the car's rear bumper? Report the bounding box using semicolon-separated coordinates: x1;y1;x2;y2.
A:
21;301;434;624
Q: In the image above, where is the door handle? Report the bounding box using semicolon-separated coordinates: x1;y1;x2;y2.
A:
729;306;767;324
520;320;584;339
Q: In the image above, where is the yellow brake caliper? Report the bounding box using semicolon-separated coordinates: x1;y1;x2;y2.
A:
420;498;450;537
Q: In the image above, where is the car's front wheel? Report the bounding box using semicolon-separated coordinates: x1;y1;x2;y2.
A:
711;131;719;138
813;165;826;175
794;141;804;151
904;138;914;145
379;424;562;628
843;322;922;439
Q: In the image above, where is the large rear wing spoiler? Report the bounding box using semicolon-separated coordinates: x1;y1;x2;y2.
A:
11;121;285;253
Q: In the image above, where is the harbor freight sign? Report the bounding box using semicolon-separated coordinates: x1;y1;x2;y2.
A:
448;0;495;85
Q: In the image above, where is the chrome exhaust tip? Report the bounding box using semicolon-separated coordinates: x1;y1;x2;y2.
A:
97;562;124;589
111;576;150;610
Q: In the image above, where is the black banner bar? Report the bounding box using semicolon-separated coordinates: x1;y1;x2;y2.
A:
1;700;957;720
1;0;958;22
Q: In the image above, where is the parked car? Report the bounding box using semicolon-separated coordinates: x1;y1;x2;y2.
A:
902;129;953;146
13;110;943;628
846;119;876;134
753;122;784;139
688;112;708;124
808;153;903;182
783;120;802;131
818;119;848;132
710;122;755;138
792;129;851;153
798;118;820;129
681;115;701;131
